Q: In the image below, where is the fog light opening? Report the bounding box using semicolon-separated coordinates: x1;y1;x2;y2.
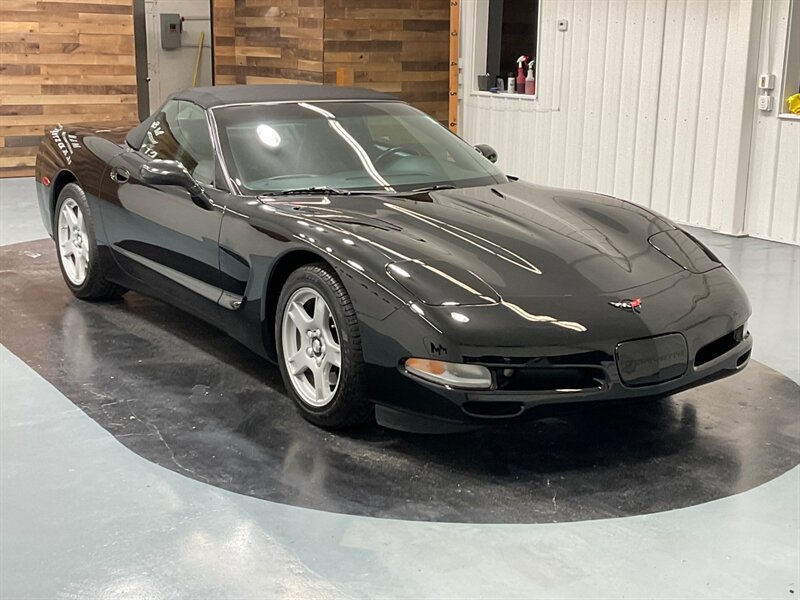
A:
737;350;751;367
404;358;492;390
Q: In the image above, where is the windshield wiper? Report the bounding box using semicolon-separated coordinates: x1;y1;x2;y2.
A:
258;186;354;198
408;184;457;193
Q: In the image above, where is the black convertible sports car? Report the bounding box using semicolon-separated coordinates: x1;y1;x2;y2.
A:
35;85;752;432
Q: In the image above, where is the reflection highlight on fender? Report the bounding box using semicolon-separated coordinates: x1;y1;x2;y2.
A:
383;202;542;276
500;300;587;332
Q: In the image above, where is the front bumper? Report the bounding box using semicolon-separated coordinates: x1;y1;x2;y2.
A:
368;330;752;429
360;267;753;429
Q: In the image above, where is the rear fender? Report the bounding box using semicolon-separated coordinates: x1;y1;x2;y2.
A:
35;124;129;237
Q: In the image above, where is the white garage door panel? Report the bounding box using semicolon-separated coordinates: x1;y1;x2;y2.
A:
460;0;798;244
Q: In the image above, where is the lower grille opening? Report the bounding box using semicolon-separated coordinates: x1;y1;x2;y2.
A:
695;326;744;367
466;351;611;366
737;350;751;367
495;367;606;392
462;401;524;418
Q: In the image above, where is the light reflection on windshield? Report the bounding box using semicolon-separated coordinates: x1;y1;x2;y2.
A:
212;101;506;194
299;102;394;191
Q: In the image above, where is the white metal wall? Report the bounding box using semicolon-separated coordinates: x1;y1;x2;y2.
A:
145;0;212;112
459;0;798;244
745;0;800;244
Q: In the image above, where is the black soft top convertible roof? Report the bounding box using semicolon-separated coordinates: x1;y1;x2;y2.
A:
175;84;396;108
126;84;398;150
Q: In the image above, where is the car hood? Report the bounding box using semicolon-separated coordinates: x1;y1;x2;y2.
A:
267;181;684;304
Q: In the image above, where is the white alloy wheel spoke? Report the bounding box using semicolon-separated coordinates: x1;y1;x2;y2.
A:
313;363;329;401
74;253;86;281
60;239;75;257
287;301;313;329
288;348;310;376
64;206;78;228
312;295;330;330
325;341;341;368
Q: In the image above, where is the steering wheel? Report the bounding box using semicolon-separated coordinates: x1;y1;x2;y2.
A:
374;145;423;167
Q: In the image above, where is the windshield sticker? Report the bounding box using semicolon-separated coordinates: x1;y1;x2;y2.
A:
141;119;165;159
49;125;81;165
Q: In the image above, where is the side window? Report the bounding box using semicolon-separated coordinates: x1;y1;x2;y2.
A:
139;100;215;185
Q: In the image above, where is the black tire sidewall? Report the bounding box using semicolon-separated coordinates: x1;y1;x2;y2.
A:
275;265;367;424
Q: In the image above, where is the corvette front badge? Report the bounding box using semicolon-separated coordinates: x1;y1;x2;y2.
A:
609;298;642;314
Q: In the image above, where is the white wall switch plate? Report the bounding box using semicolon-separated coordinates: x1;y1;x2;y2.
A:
758;73;776;90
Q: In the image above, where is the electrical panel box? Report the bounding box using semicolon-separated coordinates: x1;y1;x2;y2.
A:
160;13;182;50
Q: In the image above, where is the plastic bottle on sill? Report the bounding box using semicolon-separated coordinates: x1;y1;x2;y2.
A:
516;55;528;94
507;72;516;94
525;61;535;95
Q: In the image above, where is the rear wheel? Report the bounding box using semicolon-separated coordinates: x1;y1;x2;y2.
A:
54;183;125;301
276;263;372;428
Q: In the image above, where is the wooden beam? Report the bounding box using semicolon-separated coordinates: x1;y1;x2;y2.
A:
335;66;354;87
448;0;459;133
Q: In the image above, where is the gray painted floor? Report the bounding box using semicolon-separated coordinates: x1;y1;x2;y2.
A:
1;177;798;599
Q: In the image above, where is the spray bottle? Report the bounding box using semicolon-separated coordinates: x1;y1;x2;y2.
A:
516;55;528;94
507;72;516;94
525;59;535;95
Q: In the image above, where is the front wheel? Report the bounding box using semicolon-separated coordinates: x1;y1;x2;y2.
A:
275;263;372;428
54;183;125;301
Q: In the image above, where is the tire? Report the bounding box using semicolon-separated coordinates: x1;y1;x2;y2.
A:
54;183;126;301
275;262;372;428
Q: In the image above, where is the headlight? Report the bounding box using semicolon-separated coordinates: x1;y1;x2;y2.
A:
404;358;492;389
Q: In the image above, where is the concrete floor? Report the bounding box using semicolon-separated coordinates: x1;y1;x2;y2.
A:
1;176;799;598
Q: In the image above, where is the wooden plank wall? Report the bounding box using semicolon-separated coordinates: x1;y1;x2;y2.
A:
211;0;238;84
0;0;138;178
322;1;450;122
212;0;324;85
212;0;450;122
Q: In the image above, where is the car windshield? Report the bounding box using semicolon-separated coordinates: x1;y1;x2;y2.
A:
211;101;506;194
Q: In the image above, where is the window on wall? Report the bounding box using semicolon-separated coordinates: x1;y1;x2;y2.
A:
486;0;539;91
782;0;800;115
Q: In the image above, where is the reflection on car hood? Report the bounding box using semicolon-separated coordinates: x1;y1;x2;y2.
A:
275;180;683;301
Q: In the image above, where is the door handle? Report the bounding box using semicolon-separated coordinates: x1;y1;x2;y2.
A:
110;167;129;184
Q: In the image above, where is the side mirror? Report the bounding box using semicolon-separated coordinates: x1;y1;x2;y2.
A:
140;159;212;210
474;144;498;163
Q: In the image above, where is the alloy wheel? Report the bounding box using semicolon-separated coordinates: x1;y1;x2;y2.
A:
281;287;342;407
57;197;90;286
